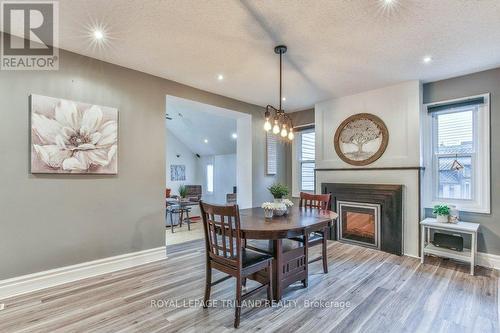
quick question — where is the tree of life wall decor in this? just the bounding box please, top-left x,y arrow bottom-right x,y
333,113 -> 389,166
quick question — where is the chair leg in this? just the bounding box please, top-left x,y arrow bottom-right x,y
322,228 -> 328,274
203,262 -> 212,308
170,212 -> 174,233
267,261 -> 273,302
234,276 -> 242,328
302,232 -> 309,288
186,210 -> 191,231
179,210 -> 184,228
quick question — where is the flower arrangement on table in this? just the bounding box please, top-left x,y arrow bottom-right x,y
262,197 -> 294,218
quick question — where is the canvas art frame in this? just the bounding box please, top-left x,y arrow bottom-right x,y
170,164 -> 186,181
334,113 -> 389,166
30,94 -> 119,174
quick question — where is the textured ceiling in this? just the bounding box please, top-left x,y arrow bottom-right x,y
166,96 -> 237,156
55,0 -> 500,110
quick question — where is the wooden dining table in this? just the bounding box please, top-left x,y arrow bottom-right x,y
239,206 -> 338,300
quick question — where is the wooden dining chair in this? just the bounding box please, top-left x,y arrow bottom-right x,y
199,201 -> 273,328
295,192 -> 332,273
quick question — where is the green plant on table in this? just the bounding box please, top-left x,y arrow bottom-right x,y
178,185 -> 187,198
267,183 -> 289,199
433,204 -> 450,216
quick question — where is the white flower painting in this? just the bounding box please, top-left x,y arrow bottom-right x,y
30,95 -> 118,174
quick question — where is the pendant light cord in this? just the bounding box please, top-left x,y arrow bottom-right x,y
279,50 -> 282,111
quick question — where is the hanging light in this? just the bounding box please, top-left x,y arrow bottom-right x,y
264,45 -> 294,141
263,118 -> 272,131
272,119 -> 280,134
281,125 -> 288,137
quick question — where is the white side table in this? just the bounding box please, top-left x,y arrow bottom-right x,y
420,218 -> 480,275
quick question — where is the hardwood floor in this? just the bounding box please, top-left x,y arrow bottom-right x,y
0,240 -> 498,332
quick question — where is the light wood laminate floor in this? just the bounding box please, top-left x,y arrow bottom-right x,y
0,240 -> 498,333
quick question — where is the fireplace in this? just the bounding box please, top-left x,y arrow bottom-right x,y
337,201 -> 380,249
322,183 -> 403,255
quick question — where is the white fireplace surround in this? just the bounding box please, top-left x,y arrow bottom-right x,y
315,81 -> 423,257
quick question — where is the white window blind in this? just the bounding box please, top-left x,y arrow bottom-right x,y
266,132 -> 277,175
299,130 -> 315,191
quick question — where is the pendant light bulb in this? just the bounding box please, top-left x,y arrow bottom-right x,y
288,129 -> 294,140
281,126 -> 288,137
272,120 -> 280,134
264,119 -> 272,131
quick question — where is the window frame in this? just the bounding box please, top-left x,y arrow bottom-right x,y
423,93 -> 490,214
206,164 -> 214,193
298,128 -> 315,193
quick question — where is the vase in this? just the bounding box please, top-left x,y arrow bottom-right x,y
264,208 -> 274,219
436,214 -> 449,223
274,198 -> 283,204
449,205 -> 459,223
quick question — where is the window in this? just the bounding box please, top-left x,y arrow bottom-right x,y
424,94 -> 490,213
299,130 -> 315,192
206,164 -> 214,193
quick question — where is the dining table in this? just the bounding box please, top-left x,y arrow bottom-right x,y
239,206 -> 338,300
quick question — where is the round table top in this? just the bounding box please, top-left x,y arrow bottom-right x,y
239,206 -> 338,239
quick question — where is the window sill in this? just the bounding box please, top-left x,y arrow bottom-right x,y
425,202 -> 490,215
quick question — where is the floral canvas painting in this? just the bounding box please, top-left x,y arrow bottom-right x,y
30,94 -> 118,174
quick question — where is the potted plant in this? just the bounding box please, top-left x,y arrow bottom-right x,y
267,183 -> 289,203
433,204 -> 450,223
178,185 -> 188,200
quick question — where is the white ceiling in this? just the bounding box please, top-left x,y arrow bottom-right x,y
166,96 -> 237,156
53,1 -> 500,110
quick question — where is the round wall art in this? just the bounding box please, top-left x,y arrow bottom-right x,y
334,113 -> 389,166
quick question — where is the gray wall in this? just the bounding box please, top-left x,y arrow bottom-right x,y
0,48 -> 286,280
423,67 -> 500,255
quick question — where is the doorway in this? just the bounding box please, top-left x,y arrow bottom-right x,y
165,96 -> 252,247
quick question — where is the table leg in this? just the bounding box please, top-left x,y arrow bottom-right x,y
471,232 -> 476,276
421,225 -> 425,264
272,239 -> 283,301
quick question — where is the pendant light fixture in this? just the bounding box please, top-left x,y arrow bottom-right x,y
263,45 -> 294,141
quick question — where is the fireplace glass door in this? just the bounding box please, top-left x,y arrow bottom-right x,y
337,201 -> 380,249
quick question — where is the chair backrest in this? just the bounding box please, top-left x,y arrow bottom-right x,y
299,192 -> 331,210
226,193 -> 237,204
185,185 -> 202,201
199,201 -> 242,268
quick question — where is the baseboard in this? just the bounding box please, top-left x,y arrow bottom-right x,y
477,252 -> 500,270
0,246 -> 166,300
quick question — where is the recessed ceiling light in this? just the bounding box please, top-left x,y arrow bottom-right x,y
204,139 -> 208,143
93,30 -> 104,40
232,133 -> 238,139
217,74 -> 224,81
379,0 -> 399,11
282,97 -> 286,101
423,56 -> 433,64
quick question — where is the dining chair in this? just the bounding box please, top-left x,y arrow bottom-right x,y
166,202 -> 191,233
294,192 -> 332,273
199,201 -> 273,328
